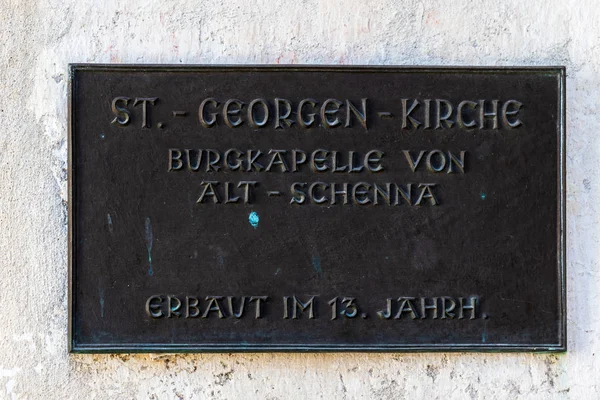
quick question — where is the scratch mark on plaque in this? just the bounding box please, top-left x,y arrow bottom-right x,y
274,268 -> 281,276
145,217 -> 153,276
312,255 -> 322,277
500,297 -> 531,305
107,214 -> 113,234
248,211 -> 259,228
482,327 -> 487,343
99,288 -> 105,318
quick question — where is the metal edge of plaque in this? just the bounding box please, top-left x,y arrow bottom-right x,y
67,64 -> 567,353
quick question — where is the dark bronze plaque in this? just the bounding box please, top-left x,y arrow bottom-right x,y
69,65 -> 566,352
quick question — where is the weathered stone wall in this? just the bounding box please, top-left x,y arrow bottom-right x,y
0,0 -> 596,398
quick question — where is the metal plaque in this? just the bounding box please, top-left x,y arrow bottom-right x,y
69,65 -> 566,352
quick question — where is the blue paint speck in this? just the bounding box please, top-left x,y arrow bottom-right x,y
312,255 -> 322,276
99,288 -> 105,318
145,217 -> 153,276
480,192 -> 487,200
249,211 -> 259,228
100,133 -> 105,139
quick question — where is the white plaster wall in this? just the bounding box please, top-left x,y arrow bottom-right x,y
0,0 -> 596,398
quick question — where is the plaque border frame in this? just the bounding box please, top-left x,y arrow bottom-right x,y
68,64 -> 566,353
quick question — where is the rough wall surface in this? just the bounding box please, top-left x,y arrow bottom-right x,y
0,0 -> 595,398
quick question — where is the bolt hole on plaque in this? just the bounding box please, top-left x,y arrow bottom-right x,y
68,65 -> 566,353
